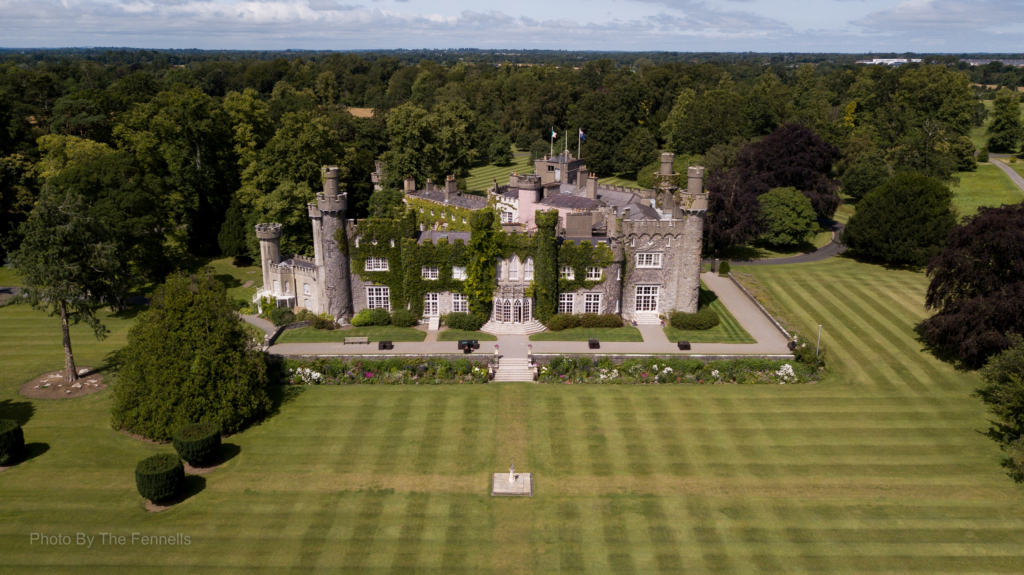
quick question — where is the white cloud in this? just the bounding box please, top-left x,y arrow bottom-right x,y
854,0 -> 1024,30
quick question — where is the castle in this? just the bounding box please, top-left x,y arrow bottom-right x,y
254,152 -> 707,333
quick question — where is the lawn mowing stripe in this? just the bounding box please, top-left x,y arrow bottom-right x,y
639,393 -> 693,477
557,499 -> 585,573
773,275 -> 908,394
683,496 -> 741,574
739,501 -> 793,574
638,497 -> 686,574
339,492 -> 387,570
292,491 -> 342,573
454,392 -> 483,474
607,389 -> 654,477
797,277 -> 936,395
372,393 -> 415,475
412,391 -> 450,474
333,394 -> 381,474
600,497 -> 638,573
543,392 -> 574,475
842,281 -> 963,394
440,499 -> 470,573
578,390 -> 616,477
388,492 -> 431,574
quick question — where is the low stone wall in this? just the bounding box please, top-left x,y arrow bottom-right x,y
266,320 -> 313,346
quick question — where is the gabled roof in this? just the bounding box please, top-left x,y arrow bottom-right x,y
539,194 -> 603,210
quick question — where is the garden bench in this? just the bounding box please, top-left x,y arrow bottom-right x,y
344,336 -> 370,345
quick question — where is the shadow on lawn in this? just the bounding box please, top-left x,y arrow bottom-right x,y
220,443 -> 241,464
260,384 -> 305,424
0,399 -> 35,426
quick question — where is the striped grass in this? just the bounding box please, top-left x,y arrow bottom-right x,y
4,256 -> 1024,573
276,325 -> 427,343
663,286 -> 755,344
464,154 -> 533,193
952,164 -> 1024,216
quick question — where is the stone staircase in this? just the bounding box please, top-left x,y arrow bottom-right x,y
427,316 -> 440,331
633,313 -> 663,326
493,358 -> 536,382
480,319 -> 547,336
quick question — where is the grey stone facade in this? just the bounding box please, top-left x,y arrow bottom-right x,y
257,154 -> 707,325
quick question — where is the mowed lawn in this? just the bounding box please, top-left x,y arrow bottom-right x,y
463,153 -> 533,193
4,257 -> 1024,572
952,164 -> 1024,216
276,325 -> 427,343
663,285 -> 755,344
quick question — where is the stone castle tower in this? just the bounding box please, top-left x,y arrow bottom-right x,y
309,166 -> 353,322
255,223 -> 282,290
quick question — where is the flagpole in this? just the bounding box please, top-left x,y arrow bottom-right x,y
550,127 -> 553,157
578,129 -> 581,158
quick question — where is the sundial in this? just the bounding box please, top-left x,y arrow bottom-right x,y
491,457 -> 532,496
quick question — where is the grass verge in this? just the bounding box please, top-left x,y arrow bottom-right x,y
663,285 -> 757,344
437,329 -> 497,342
952,164 -> 1024,216
276,325 -> 427,343
529,327 -> 643,342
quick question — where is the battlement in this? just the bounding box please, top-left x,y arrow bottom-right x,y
255,223 -> 283,239
317,193 -> 346,213
620,218 -> 688,237
308,203 -> 321,218
679,192 -> 709,214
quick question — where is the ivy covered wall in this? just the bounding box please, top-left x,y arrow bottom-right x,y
406,196 -> 476,232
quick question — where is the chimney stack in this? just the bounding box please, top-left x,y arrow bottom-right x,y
586,172 -> 598,199
660,152 -> 674,176
322,165 -> 340,197
404,177 -> 416,193
425,178 -> 434,192
687,166 -> 705,195
445,175 -> 456,203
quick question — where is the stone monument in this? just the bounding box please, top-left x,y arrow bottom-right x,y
491,457 -> 533,496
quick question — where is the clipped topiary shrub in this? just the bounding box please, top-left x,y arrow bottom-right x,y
172,422 -> 222,467
351,308 -> 391,327
670,308 -> 721,330
718,261 -> 731,276
445,312 -> 484,331
545,313 -> 580,331
135,454 -> 184,502
977,147 -> 989,163
0,419 -> 25,466
577,313 -> 624,329
390,308 -> 419,328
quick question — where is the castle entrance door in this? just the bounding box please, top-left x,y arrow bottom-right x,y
635,285 -> 659,313
424,293 -> 439,316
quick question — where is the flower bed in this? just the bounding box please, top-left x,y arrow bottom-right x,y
278,357 -> 490,385
538,356 -> 817,385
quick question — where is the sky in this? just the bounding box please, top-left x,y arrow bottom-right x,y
0,0 -> 1021,53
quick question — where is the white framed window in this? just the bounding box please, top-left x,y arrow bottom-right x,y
420,223 -> 425,231
631,237 -> 635,247
284,281 -> 290,293
452,293 -> 469,313
667,237 -> 671,247
303,283 -> 310,295
558,293 -> 574,315
462,217 -> 467,224
419,207 -> 424,213
355,237 -> 360,247
560,266 -> 575,280
424,293 -> 439,316
430,209 -> 435,216
273,280 -> 280,293
390,239 -> 395,247
617,268 -> 621,281
452,266 -> 467,280
422,266 -> 439,280
584,293 -> 601,314
304,299 -> 312,310
501,211 -> 513,224
495,258 -> 503,280
524,258 -> 534,281
441,212 -> 447,219
365,257 -> 389,271
366,286 -> 391,310
635,285 -> 659,312
509,257 -> 519,280
586,266 -> 601,280
636,253 -> 662,268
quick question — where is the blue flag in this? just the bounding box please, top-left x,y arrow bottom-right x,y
579,128 -> 586,141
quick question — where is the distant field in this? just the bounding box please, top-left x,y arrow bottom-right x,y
346,107 -> 374,118
952,164 -> 1024,216
719,226 -> 833,262
464,153 -> 533,192
971,100 -> 1024,149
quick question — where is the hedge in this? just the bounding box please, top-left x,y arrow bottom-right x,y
135,454 -> 184,502
172,422 -> 222,467
390,308 -> 420,328
0,419 -> 24,466
351,308 -> 391,327
718,261 -> 731,276
268,307 -> 295,326
669,308 -> 721,330
545,313 -> 623,331
445,312 -> 484,331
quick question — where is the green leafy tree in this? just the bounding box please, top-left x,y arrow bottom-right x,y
975,335 -> 1024,483
11,189 -> 119,382
0,153 -> 37,259
110,269 -> 271,441
367,187 -> 405,219
840,152 -> 892,200
616,127 -> 658,175
246,181 -> 317,258
842,172 -> 956,267
488,134 -> 514,166
379,101 -> 477,188
987,88 -> 1023,153
34,135 -> 114,180
758,187 -> 819,247
666,89 -> 746,155
529,140 -> 549,161
217,198 -> 248,258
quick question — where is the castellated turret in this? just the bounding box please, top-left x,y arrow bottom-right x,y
315,165 -> 353,322
255,223 -> 282,290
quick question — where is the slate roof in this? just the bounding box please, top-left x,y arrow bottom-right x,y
407,189 -> 489,210
539,194 -> 603,210
416,230 -> 471,245
279,258 -> 317,270
501,188 -> 520,199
